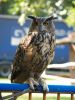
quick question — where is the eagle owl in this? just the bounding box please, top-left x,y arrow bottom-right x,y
11,15 -> 56,91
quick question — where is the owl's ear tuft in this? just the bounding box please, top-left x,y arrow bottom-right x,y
46,16 -> 57,21
28,16 -> 36,20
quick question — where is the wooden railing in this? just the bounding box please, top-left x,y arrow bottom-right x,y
0,83 -> 75,100
28,92 -> 74,100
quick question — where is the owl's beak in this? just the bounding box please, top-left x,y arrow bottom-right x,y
41,25 -> 46,31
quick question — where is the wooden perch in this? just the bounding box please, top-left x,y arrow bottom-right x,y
47,62 -> 75,69
56,37 -> 75,45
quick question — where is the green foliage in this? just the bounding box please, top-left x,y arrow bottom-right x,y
65,8 -> 75,26
0,0 -> 75,26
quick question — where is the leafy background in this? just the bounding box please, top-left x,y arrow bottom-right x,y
0,0 -> 75,26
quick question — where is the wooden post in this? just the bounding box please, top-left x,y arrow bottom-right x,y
71,94 -> 74,100
0,92 -> 3,100
43,92 -> 46,100
57,93 -> 60,100
29,92 -> 32,100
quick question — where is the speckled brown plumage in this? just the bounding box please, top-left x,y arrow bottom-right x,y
11,16 -> 56,90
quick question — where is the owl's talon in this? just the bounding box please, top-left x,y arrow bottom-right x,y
38,78 -> 49,92
30,83 -> 35,90
43,84 -> 49,92
28,78 -> 39,91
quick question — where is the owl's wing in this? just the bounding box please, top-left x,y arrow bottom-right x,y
11,35 -> 33,82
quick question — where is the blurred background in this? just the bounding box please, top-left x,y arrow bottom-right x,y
0,0 -> 75,77
0,0 -> 75,99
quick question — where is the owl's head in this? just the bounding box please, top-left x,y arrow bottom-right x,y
28,15 -> 57,34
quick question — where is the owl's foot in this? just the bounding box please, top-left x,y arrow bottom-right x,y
28,78 -> 39,91
38,78 -> 49,92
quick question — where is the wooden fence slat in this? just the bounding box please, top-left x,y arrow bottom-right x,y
29,92 -> 32,100
57,93 -> 60,100
43,93 -> 46,100
71,94 -> 74,100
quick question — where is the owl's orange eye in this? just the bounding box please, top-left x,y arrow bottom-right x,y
43,21 -> 48,26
